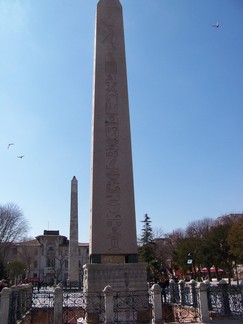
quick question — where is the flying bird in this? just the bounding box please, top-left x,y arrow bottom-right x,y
17,155 -> 24,159
212,22 -> 219,28
7,143 -> 14,149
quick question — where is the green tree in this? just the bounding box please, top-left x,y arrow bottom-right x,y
172,236 -> 202,280
140,214 -> 153,245
138,214 -> 154,263
165,229 -> 185,277
203,223 -> 233,282
138,214 -> 157,281
227,218 -> 243,262
185,218 -> 215,280
7,260 -> 25,283
0,257 -> 6,279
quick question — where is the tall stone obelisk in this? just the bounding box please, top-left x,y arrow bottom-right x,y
83,0 -> 147,298
68,176 -> 79,286
90,0 -> 137,263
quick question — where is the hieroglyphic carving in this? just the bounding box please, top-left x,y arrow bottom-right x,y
103,21 -> 122,251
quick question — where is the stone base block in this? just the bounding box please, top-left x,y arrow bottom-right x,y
83,263 -> 149,323
83,262 -> 148,293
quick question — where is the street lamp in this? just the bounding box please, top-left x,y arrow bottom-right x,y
187,253 -> 193,280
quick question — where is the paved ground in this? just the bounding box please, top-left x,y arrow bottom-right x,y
202,321 -> 243,324
167,321 -> 243,324
167,320 -> 243,324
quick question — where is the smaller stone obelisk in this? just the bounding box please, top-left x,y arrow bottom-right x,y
68,176 -> 79,286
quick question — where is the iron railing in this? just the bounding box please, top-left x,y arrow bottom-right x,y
209,284 -> 243,319
113,291 -> 152,323
161,282 -> 200,323
4,281 -> 243,323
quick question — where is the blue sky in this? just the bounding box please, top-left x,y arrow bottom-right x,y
1,0 -> 243,243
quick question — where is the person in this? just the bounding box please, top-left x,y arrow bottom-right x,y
159,279 -> 169,303
0,279 -> 8,292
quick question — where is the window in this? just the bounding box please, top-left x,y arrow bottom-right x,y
46,258 -> 55,268
13,248 -> 17,255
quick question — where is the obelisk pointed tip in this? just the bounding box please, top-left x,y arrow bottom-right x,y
72,176 -> 77,182
98,0 -> 121,8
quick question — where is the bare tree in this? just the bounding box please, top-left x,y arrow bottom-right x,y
0,203 -> 29,261
18,237 -> 36,279
164,229 -> 185,277
165,229 -> 185,250
186,218 -> 214,238
215,213 -> 243,226
55,252 -> 67,283
153,227 -> 164,239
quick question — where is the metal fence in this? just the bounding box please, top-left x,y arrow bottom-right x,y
63,291 -> 86,323
1,279 -> 243,323
7,285 -> 33,324
31,289 -> 104,324
209,283 -> 243,319
161,281 -> 201,323
113,291 -> 152,323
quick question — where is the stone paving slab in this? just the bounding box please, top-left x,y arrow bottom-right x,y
191,321 -> 243,324
167,321 -> 243,324
203,321 -> 243,324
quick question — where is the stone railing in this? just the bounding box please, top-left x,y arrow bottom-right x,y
0,284 -> 32,323
1,280 -> 243,323
161,279 -> 243,323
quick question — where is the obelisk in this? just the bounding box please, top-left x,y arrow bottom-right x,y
90,0 -> 138,264
83,0 -> 147,299
68,176 -> 79,286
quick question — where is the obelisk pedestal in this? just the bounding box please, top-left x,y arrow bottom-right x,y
84,1 -> 148,320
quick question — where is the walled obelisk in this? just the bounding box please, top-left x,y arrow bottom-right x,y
83,0 -> 147,298
68,176 -> 79,286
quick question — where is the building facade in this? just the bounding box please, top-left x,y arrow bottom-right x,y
7,230 -> 89,285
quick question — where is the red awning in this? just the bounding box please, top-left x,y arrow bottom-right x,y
30,278 -> 40,282
210,267 -> 223,273
200,267 -> 224,273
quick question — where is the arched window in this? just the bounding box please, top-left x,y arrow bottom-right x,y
46,246 -> 55,268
